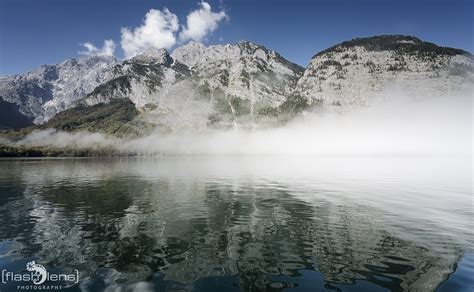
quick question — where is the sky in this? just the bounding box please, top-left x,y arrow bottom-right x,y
0,0 -> 472,75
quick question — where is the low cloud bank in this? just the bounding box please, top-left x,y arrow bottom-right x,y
16,129 -> 119,149
10,92 -> 473,156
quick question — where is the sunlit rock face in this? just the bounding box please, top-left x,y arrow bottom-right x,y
0,41 -> 305,131
171,41 -> 305,128
296,35 -> 474,111
80,48 -> 192,108
0,56 -> 117,124
1,35 -> 473,131
82,41 -> 306,131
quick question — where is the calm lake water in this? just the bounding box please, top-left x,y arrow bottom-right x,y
0,157 -> 472,291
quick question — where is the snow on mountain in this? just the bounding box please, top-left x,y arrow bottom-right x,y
296,35 -> 473,110
0,55 -> 117,124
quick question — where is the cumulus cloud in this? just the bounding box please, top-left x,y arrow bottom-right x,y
179,2 -> 227,42
79,39 -> 116,57
120,8 -> 179,59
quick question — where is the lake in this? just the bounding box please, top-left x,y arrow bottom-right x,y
0,157 -> 472,291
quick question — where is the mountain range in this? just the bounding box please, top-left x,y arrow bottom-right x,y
0,35 -> 472,135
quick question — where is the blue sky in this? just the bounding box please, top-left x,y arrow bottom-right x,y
0,0 -> 472,75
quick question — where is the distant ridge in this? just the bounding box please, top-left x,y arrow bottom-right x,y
313,35 -> 470,58
0,35 -> 472,133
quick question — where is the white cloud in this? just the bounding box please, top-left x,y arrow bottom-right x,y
79,39 -> 116,57
179,2 -> 227,42
120,8 -> 179,59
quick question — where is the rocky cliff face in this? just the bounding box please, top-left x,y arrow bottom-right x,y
0,35 -> 472,131
80,41 -> 305,130
296,35 -> 473,110
80,48 -> 191,107
0,56 -> 117,125
172,41 -> 304,111
171,41 -> 305,128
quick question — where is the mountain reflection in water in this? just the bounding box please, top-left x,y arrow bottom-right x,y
0,157 -> 472,291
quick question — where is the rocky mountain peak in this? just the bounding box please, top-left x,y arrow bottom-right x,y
171,42 -> 207,68
0,55 -> 117,124
313,35 -> 470,59
128,48 -> 173,66
237,40 -> 264,51
172,40 -> 303,73
297,35 -> 473,111
1,35 -> 472,131
59,55 -> 117,69
59,58 -> 79,68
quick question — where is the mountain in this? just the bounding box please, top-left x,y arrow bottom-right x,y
171,41 -> 305,128
79,48 -> 191,108
0,55 -> 117,125
79,41 -> 305,131
0,35 -> 472,134
296,35 -> 473,110
0,99 -> 33,129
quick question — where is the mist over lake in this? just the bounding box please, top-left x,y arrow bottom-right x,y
0,90 -> 472,292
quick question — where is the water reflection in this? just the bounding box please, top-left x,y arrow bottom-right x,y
0,157 -> 472,291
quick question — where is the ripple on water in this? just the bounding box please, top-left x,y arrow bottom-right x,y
0,157 -> 471,291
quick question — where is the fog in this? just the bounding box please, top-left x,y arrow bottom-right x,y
11,92 -> 473,156
17,128 -> 119,149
